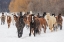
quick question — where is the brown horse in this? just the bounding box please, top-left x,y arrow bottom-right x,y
7,16 -> 11,28
55,14 -> 63,30
35,16 -> 47,33
23,14 -> 31,28
23,14 -> 47,34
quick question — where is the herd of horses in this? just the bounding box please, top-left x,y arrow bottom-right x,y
0,12 -> 63,38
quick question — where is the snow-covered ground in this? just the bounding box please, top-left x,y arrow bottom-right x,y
0,13 -> 64,42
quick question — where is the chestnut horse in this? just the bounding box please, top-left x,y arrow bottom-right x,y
55,14 -> 63,30
7,16 -> 11,28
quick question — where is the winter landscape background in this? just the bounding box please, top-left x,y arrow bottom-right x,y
0,0 -> 64,42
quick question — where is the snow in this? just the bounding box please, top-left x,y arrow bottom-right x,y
0,13 -> 64,42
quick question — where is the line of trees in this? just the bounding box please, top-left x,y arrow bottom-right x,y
9,0 -> 64,15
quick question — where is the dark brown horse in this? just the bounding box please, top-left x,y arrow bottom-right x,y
7,16 -> 11,28
23,14 -> 47,34
28,14 -> 40,36
55,14 -> 63,30
15,12 -> 25,38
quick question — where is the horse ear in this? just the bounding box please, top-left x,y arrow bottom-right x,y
20,12 -> 22,16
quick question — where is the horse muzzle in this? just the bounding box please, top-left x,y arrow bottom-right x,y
26,24 -> 30,28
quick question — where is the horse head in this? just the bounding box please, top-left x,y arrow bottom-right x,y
13,15 -> 19,22
31,14 -> 35,23
23,14 -> 31,28
46,13 -> 50,20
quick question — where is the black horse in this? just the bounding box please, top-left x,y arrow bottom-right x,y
15,12 -> 25,38
29,14 -> 40,36
29,14 -> 36,36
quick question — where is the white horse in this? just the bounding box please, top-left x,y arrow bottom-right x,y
45,13 -> 57,32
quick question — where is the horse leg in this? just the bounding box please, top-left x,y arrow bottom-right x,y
44,25 -> 46,33
50,27 -> 53,32
18,28 -> 23,38
52,28 -> 53,32
20,28 -> 23,37
39,24 -> 42,30
53,24 -> 55,31
8,24 -> 9,28
18,29 -> 21,38
1,22 -> 2,25
55,23 -> 58,31
1,20 -> 2,25
38,25 -> 42,34
8,23 -> 10,28
49,25 -> 53,32
3,21 -> 4,25
34,28 -> 36,36
43,23 -> 46,33
60,26 -> 62,30
18,29 -> 20,38
60,24 -> 62,30
21,26 -> 24,34
29,27 -> 31,36
4,21 -> 5,24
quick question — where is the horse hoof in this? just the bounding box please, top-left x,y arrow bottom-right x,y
44,32 -> 46,33
34,35 -> 35,37
18,34 -> 22,38
60,28 -> 62,30
8,27 -> 9,28
29,33 -> 31,36
18,36 -> 21,38
51,30 -> 53,32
